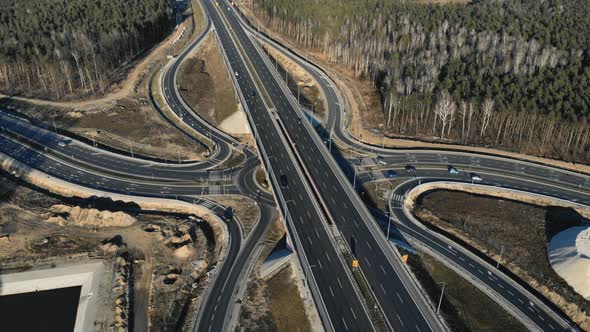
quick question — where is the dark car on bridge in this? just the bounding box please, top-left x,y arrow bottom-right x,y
405,165 -> 416,172
279,174 -> 288,188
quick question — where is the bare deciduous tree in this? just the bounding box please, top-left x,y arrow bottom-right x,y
434,91 -> 456,139
480,98 -> 494,137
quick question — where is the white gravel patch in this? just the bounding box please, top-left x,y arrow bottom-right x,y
548,225 -> 590,299
218,105 -> 250,135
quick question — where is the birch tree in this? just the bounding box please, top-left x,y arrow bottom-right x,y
480,98 -> 494,137
434,91 -> 456,139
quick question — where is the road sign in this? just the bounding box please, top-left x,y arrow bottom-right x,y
352,259 -> 359,269
401,254 -> 408,263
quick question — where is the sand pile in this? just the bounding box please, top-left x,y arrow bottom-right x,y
45,205 -> 136,227
548,225 -> 590,299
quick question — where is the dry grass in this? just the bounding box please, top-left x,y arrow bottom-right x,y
255,166 -> 270,191
178,34 -> 238,126
406,250 -> 527,331
265,266 -> 312,332
207,195 -> 259,236
414,0 -> 470,4
1,91 -> 207,161
360,179 -> 407,210
413,189 -> 590,329
236,218 -> 313,332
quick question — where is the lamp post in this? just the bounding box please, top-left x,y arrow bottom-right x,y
52,116 -> 57,133
437,282 -> 446,315
496,245 -> 504,269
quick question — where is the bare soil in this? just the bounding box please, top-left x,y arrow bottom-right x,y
0,173 -> 216,331
3,97 -> 206,161
236,218 -> 313,332
208,195 -> 259,236
404,249 -> 526,331
413,189 -> 590,330
178,34 -> 239,126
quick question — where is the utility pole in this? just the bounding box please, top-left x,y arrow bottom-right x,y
297,85 -> 300,104
129,143 -> 134,158
496,245 -> 504,269
52,116 -> 57,133
437,282 -> 446,314
352,168 -> 357,189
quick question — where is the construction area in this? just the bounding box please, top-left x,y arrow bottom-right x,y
0,172 -> 218,331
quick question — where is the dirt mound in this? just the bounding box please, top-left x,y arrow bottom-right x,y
173,245 -> 194,259
45,205 -> 136,227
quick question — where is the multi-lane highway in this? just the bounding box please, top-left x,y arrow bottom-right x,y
0,0 -> 587,330
227,4 -> 588,330
196,1 -> 377,330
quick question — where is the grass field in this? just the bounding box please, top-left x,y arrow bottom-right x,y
177,35 -> 238,126
413,189 -> 590,328
404,249 -> 527,331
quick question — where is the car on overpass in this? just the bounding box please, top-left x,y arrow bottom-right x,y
405,165 -> 416,172
279,174 -> 288,188
470,173 -> 483,182
448,166 -> 459,175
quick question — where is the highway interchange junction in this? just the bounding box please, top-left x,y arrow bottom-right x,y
0,0 -> 587,331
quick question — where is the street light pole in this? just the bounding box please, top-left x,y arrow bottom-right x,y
496,245 -> 504,269
437,282 -> 446,314
52,116 -> 57,133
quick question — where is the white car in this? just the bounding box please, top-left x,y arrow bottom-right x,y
235,71 -> 239,76
58,141 -> 67,147
470,173 -> 482,181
